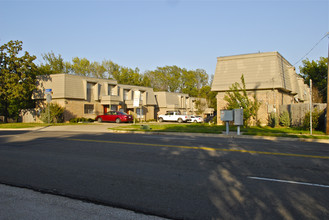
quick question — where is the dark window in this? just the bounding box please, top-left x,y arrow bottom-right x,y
84,104 -> 94,114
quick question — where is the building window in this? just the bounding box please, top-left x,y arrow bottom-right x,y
140,92 -> 144,101
123,89 -> 129,100
84,104 -> 94,114
87,83 -> 93,102
108,84 -> 116,96
136,108 -> 143,118
110,105 -> 117,111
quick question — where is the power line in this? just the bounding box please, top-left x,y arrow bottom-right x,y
293,32 -> 329,66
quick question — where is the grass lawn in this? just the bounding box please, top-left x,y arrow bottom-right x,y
111,123 -> 226,133
0,122 -> 96,129
110,123 -> 329,139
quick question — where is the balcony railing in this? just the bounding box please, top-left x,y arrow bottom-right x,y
100,95 -> 121,105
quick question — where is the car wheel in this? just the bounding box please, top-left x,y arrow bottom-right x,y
115,118 -> 121,123
158,118 -> 163,122
178,118 -> 183,123
194,120 -> 197,123
97,117 -> 102,123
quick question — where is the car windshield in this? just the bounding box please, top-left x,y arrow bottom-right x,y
118,112 -> 128,115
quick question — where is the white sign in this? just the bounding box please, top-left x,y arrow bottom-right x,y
133,90 -> 140,107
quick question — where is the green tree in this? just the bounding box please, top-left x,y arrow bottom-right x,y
145,66 -> 181,92
299,57 -> 328,102
0,40 -> 38,122
67,57 -> 92,76
39,52 -> 68,74
199,85 -> 217,110
101,59 -> 147,86
223,74 -> 260,126
40,102 -> 64,123
145,65 -> 210,97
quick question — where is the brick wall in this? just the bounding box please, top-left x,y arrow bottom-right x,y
216,89 -> 295,126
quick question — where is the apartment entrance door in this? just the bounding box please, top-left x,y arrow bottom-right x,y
103,105 -> 109,114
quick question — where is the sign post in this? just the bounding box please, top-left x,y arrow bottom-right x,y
45,89 -> 52,124
133,90 -> 140,124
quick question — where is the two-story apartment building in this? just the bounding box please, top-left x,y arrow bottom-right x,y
32,74 -> 157,121
154,91 -> 214,117
211,51 -> 310,125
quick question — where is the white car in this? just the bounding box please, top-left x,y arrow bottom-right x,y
189,115 -> 203,123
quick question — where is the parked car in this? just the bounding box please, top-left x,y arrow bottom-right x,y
158,111 -> 190,123
189,115 -> 203,123
96,111 -> 133,123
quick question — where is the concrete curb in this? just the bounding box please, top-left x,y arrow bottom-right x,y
1,126 -> 329,144
108,130 -> 329,144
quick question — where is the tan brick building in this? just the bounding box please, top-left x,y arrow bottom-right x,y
29,74 -> 213,122
154,91 -> 214,118
33,74 -> 157,121
211,52 -> 310,125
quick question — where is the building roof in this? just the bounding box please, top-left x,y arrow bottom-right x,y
211,52 -> 308,98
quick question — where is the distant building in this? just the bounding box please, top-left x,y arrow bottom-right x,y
154,91 -> 214,117
211,52 -> 310,125
23,73 -> 213,122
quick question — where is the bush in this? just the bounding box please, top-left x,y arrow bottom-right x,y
268,112 -> 278,128
40,103 -> 64,123
303,109 -> 322,130
279,111 -> 290,127
70,117 -> 94,123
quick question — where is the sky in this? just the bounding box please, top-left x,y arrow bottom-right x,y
1,0 -> 328,77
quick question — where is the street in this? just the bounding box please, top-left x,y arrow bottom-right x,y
0,128 -> 328,219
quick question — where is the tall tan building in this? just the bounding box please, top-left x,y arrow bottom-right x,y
211,52 -> 310,125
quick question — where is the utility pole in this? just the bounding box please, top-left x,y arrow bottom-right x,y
327,33 -> 329,134
310,79 -> 312,135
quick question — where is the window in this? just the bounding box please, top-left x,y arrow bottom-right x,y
108,85 -> 116,96
136,108 -> 143,118
84,104 -> 94,114
87,83 -> 93,102
136,108 -> 143,115
123,89 -> 129,100
140,92 -> 144,101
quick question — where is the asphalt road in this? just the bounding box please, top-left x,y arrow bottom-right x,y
0,129 -> 328,219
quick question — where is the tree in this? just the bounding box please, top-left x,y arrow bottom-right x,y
0,40 -> 38,122
299,57 -> 328,102
39,52 -> 68,74
145,65 -> 210,97
199,85 -> 217,110
223,74 -> 260,126
40,102 -> 64,123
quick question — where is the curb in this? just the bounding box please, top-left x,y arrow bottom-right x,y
108,130 -> 329,144
1,126 -> 329,144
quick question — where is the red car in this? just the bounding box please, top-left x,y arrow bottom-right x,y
96,111 -> 133,123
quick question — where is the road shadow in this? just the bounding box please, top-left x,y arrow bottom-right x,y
0,131 -> 328,219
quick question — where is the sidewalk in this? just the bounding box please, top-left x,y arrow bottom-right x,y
0,184 -> 167,220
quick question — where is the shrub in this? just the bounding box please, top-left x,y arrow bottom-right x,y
268,112 -> 278,128
303,109 -> 322,130
70,117 -> 94,123
40,103 -> 64,123
279,111 -> 290,127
